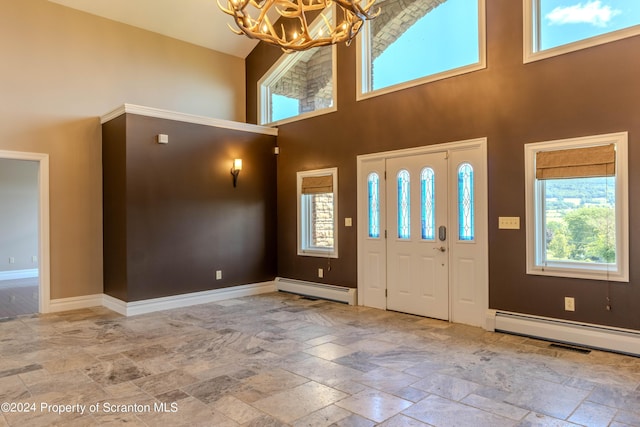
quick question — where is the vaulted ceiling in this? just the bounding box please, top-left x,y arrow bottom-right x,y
48,0 -> 259,58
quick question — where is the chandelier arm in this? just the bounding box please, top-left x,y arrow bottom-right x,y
218,0 -> 378,52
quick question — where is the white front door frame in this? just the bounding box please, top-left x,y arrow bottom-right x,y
0,150 -> 51,313
356,137 -> 488,327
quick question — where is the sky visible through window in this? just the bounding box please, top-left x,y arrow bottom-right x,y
539,0 -> 640,50
272,94 -> 299,122
372,0 -> 479,91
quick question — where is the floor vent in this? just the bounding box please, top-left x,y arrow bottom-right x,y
549,343 -> 591,354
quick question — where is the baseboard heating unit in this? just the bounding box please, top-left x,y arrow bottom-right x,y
275,277 -> 356,305
492,311 -> 640,357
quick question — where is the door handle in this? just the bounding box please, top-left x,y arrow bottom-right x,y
433,246 -> 446,252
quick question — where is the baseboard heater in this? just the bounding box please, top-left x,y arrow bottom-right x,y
275,277 -> 356,305
493,311 -> 640,357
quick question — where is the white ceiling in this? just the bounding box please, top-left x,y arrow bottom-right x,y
48,0 -> 259,58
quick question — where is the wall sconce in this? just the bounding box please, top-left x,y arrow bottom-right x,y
231,158 -> 242,187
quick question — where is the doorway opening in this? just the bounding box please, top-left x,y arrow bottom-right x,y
0,150 -> 50,317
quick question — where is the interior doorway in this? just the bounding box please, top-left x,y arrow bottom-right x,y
0,150 -> 50,316
357,138 -> 488,327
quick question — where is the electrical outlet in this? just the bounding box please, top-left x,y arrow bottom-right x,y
216,270 -> 222,280
9,257 -> 15,264
32,256 -> 38,263
498,217 -> 520,229
318,268 -> 323,278
565,297 -> 575,312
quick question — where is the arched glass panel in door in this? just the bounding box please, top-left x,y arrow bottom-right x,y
458,163 -> 475,241
367,173 -> 380,238
397,169 -> 410,239
421,168 -> 435,240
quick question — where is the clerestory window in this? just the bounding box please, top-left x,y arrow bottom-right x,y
358,0 -> 486,100
524,0 -> 640,62
257,10 -> 337,125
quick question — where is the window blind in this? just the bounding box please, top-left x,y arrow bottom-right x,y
301,175 -> 333,194
536,144 -> 615,180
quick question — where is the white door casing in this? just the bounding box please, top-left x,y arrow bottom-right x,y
357,138 -> 488,328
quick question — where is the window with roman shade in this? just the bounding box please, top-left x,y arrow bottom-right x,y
297,168 -> 338,258
525,133 -> 628,282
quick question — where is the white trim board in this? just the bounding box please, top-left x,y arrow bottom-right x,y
101,104 -> 278,136
275,277 -> 356,305
103,281 -> 277,316
0,269 -> 38,281
49,294 -> 104,313
490,310 -> 640,357
47,282 -> 277,316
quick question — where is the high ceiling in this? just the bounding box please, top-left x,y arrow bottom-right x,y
48,0 -> 259,58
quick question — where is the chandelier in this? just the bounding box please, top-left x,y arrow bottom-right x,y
218,0 -> 380,52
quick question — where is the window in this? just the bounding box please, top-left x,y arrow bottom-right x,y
397,169 -> 410,239
297,168 -> 338,257
421,168 -> 435,240
458,163 -> 475,241
525,132 -> 628,282
258,11 -> 337,125
524,0 -> 640,62
358,0 -> 486,99
368,173 -> 380,238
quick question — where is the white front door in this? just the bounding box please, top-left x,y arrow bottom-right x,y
386,152 -> 449,319
357,139 -> 488,328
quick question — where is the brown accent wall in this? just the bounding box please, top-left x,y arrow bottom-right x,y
0,0 -> 245,300
246,0 -> 640,330
103,114 -> 277,302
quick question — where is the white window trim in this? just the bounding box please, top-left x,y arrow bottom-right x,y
524,132 -> 629,282
257,10 -> 338,126
356,0 -> 486,101
523,0 -> 640,63
297,167 -> 339,258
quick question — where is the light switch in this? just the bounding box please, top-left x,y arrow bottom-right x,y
498,217 -> 520,229
345,218 -> 352,227
157,134 -> 169,144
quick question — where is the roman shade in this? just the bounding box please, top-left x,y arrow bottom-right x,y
301,175 -> 333,194
536,144 -> 615,180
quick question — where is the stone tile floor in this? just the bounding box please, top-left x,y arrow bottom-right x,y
0,292 -> 639,426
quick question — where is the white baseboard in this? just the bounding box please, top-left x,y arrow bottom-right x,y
275,277 -> 357,305
0,269 -> 38,281
103,281 -> 277,316
491,310 -> 640,356
49,294 -> 104,313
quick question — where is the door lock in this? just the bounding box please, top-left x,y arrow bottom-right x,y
438,226 -> 447,241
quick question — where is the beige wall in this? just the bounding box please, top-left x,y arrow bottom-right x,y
0,0 -> 246,299
0,159 -> 39,273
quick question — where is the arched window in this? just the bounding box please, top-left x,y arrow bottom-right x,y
367,173 -> 380,238
397,170 -> 410,239
458,163 -> 475,241
420,168 -> 435,240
